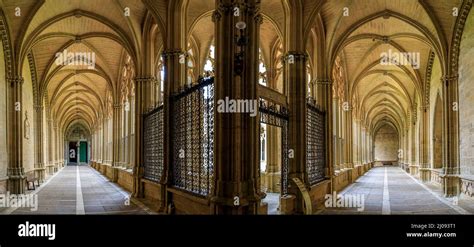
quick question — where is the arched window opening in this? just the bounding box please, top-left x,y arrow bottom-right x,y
259,49 -> 267,86
203,45 -> 215,78
156,56 -> 165,106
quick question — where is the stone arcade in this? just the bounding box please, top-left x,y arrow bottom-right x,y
0,0 -> 473,215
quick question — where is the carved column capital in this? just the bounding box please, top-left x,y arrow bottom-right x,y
161,50 -> 185,59
34,104 -> 44,111
441,75 -> 458,85
7,76 -> 24,86
134,76 -> 156,84
315,78 -> 332,85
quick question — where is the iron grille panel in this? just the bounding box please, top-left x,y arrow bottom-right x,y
171,78 -> 214,196
306,98 -> 326,185
143,105 -> 164,182
259,98 -> 289,195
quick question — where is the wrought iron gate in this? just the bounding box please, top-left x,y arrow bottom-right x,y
259,98 -> 290,195
306,98 -> 326,185
143,105 -> 164,183
170,78 -> 215,196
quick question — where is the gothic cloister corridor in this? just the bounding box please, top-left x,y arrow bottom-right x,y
319,166 -> 474,215
0,0 -> 474,219
1,164 -> 151,215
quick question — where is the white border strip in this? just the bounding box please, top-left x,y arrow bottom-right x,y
76,166 -> 85,215
382,168 -> 391,215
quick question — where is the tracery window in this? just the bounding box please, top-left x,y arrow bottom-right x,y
156,57 -> 165,106
203,45 -> 215,78
187,43 -> 196,85
307,62 -> 313,98
258,49 -> 267,86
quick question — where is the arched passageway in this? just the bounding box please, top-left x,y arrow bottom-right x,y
0,0 -> 473,215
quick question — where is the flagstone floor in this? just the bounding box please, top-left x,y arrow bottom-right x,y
0,165 -> 151,215
318,166 -> 474,215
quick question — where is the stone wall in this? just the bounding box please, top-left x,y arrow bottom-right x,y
459,9 -> 474,176
428,57 -> 443,169
22,61 -> 35,175
374,124 -> 399,162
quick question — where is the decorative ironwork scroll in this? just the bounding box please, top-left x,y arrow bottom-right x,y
171,78 -> 215,196
259,98 -> 289,194
306,98 -> 326,185
143,105 -> 164,182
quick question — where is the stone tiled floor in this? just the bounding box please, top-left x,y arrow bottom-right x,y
1,165 -> 149,215
319,166 -> 472,215
263,192 -> 280,215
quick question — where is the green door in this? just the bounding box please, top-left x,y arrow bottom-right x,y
80,142 -> 87,163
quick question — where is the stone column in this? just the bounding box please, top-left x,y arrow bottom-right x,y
353,118 -> 360,165
264,126 -> 281,193
98,117 -> 103,163
408,105 -> 418,175
34,104 -> 45,183
46,114 -> 53,170
441,75 -> 460,197
333,98 -> 339,171
367,130 -> 370,164
111,103 -> 122,181
160,17 -> 187,209
127,106 -> 132,169
103,118 -> 108,163
61,132 -> 65,167
53,122 -> 58,171
362,124 -> 366,164
345,107 -> 353,168
7,76 -> 26,194
345,107 -> 354,181
132,77 -> 156,197
419,105 -> 431,181
211,0 -> 262,214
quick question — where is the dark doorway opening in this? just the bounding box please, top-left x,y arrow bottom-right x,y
80,141 -> 87,163
69,142 -> 77,163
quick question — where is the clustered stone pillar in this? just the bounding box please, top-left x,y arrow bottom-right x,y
111,103 -> 122,181
441,75 -> 460,197
53,122 -> 58,171
419,104 -> 430,181
161,48 -> 186,212
284,52 -> 309,214
316,78 -> 334,194
132,77 -> 156,197
46,111 -> 53,171
345,106 -> 353,169
7,76 -> 25,194
34,104 -> 45,183
333,97 -> 339,170
212,0 -> 261,214
345,106 -> 354,182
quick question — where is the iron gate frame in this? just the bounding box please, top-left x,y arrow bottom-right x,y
306,97 -> 326,185
142,104 -> 165,183
169,77 -> 215,197
258,98 -> 290,195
